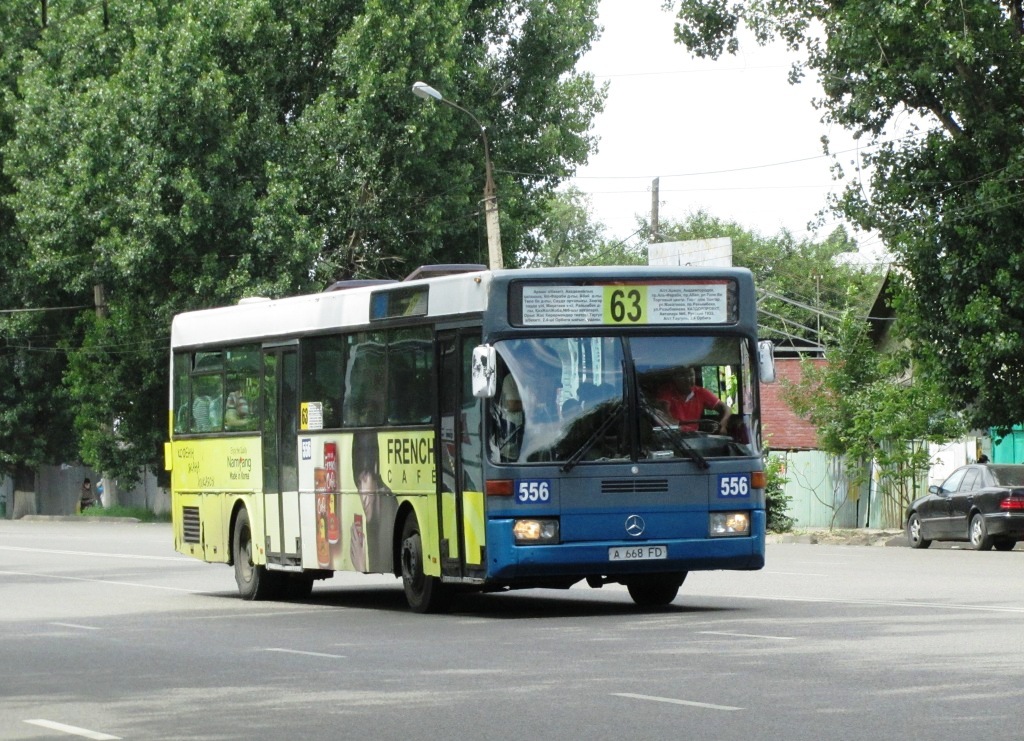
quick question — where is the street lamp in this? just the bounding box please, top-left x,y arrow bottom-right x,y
412,81 -> 503,270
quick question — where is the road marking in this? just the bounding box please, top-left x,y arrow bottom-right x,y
698,630 -> 795,640
0,570 -> 199,593
24,719 -> 120,739
0,545 -> 190,562
723,594 -> 1024,614
613,693 -> 742,711
49,622 -> 101,631
263,648 -> 345,659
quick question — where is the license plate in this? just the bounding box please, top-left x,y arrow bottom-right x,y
608,545 -> 667,561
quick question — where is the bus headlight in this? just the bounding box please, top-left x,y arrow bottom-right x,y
513,519 -> 560,544
709,512 -> 750,537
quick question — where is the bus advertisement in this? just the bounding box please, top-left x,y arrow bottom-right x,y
167,265 -> 775,612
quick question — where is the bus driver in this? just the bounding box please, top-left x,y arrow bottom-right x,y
656,366 -> 731,433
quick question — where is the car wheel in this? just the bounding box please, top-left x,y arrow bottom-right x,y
993,538 -> 1017,552
969,513 -> 993,551
906,513 -> 931,549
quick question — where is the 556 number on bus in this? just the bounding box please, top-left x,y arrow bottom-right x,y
516,479 -> 551,503
717,473 -> 751,498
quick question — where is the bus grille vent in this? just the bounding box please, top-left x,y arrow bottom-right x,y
182,506 -> 201,544
601,479 -> 669,494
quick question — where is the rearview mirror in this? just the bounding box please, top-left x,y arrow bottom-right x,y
472,345 -> 497,399
758,340 -> 776,384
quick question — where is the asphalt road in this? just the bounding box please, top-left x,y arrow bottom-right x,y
1,519 -> 1022,740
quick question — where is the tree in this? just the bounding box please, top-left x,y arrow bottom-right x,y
0,0 -> 606,482
519,186 -> 646,267
782,311 -> 964,527
0,2 -> 77,486
666,0 -> 1024,430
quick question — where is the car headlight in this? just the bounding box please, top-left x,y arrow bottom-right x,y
710,512 -> 750,537
513,518 -> 560,544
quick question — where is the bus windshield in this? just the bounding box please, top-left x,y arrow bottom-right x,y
489,335 -> 759,465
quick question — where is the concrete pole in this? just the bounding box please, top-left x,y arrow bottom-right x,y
651,177 -> 660,243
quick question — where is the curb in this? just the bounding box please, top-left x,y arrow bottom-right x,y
768,530 -> 907,547
17,515 -> 144,523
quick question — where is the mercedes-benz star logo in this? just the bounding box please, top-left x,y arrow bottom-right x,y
624,514 -> 645,537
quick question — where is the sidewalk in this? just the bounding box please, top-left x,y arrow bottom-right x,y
767,528 -> 908,547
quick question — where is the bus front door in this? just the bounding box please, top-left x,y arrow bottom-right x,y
261,345 -> 301,568
437,330 -> 485,581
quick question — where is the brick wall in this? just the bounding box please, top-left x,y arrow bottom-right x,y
760,358 -> 823,451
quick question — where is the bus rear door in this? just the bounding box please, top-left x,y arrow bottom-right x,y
261,344 -> 301,568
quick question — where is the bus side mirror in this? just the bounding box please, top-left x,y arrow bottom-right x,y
472,345 -> 497,398
758,341 -> 776,384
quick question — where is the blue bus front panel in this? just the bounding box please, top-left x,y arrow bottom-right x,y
483,467 -> 765,584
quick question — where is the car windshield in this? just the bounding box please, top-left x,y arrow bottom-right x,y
488,335 -> 761,465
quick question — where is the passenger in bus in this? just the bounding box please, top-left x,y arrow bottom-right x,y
224,391 -> 253,430
656,366 -> 731,433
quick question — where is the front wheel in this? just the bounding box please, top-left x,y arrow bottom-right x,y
400,514 -> 449,613
626,573 -> 687,607
969,513 -> 993,551
906,513 -> 931,549
993,538 -> 1017,552
233,508 -> 282,600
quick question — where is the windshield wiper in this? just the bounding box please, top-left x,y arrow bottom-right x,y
561,401 -> 624,473
639,397 -> 709,470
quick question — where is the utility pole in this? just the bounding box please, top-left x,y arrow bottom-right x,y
94,283 -> 117,508
650,177 -> 660,243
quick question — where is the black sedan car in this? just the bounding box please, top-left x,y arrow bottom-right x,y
906,464 -> 1024,550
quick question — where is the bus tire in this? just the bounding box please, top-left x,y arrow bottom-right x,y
400,514 -> 449,613
233,507 -> 281,600
626,573 -> 686,607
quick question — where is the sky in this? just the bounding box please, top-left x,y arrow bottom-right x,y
571,2 -> 883,261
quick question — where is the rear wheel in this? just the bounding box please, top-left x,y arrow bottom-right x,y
400,514 -> 449,613
993,538 -> 1017,552
233,508 -> 282,600
969,513 -> 993,551
626,573 -> 686,607
906,513 -> 931,549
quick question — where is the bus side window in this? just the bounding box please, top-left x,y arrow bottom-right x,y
387,332 -> 432,425
301,336 -> 345,429
344,334 -> 386,427
172,353 -> 191,434
222,345 -> 260,432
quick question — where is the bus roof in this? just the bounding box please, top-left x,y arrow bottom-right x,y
170,265 -> 756,349
171,268 -> 493,349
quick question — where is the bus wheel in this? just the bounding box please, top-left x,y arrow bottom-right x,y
233,508 -> 281,600
400,514 -> 449,613
626,573 -> 686,608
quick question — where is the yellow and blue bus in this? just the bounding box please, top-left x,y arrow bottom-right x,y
167,265 -> 776,612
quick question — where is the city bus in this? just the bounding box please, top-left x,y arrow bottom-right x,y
167,264 -> 776,612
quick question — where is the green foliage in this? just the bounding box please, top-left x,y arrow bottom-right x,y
80,504 -> 171,523
667,0 -> 1024,430
0,0 -> 605,479
764,453 -> 795,533
520,187 -> 646,267
781,311 -> 964,515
